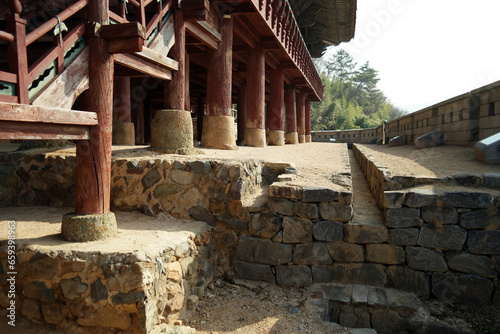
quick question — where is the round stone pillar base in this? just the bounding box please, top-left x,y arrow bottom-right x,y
268,130 -> 285,146
62,212 -> 117,242
305,135 -> 312,143
112,121 -> 135,145
151,109 -> 194,154
298,134 -> 306,143
285,132 -> 299,144
244,128 -> 266,147
201,115 -> 238,150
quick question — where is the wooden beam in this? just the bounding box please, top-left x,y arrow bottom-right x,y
114,53 -> 172,80
185,21 -> 218,50
0,121 -> 91,140
135,47 -> 179,71
101,21 -> 146,39
0,102 -> 98,125
108,37 -> 144,53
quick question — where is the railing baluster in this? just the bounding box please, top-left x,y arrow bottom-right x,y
7,0 -> 28,103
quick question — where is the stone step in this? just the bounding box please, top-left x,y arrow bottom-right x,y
242,185 -> 269,213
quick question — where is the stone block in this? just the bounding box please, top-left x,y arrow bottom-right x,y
170,169 -> 193,185
22,281 -> 56,303
474,132 -> 500,163
385,208 -> 422,228
387,266 -> 430,298
302,186 -> 339,202
459,208 -> 500,229
294,202 -> 319,219
440,191 -> 492,209
111,290 -> 145,304
484,173 -> 500,187
421,205 -> 459,225
319,202 -> 352,222
41,303 -> 64,324
404,188 -> 438,208
417,225 -> 467,250
467,230 -> 500,255
445,251 -> 497,278
293,242 -> 333,265
187,161 -> 211,174
268,184 -> 302,200
141,168 -> 162,189
276,265 -> 312,286
188,206 -> 216,226
371,309 -> 410,334
389,228 -> 419,245
344,224 -> 388,244
453,173 -> 483,187
21,299 -> 42,321
432,272 -> 494,304
236,235 -> 293,265
282,216 -> 313,243
268,198 -> 294,216
339,192 -> 353,205
248,212 -> 282,239
323,263 -> 387,286
234,262 -> 276,283
388,136 -> 405,147
153,184 -> 180,198
311,266 -> 336,283
77,304 -> 131,330
383,191 -> 405,209
339,305 -> 371,329
326,242 -> 365,262
321,283 -> 352,302
313,220 -> 343,242
414,130 -> 444,149
91,278 -> 108,303
227,180 -> 247,201
365,244 -> 405,265
406,246 -> 448,272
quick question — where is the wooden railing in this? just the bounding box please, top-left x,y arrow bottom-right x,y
253,0 -> 323,100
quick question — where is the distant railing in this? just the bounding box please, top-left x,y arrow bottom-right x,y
254,0 -> 324,100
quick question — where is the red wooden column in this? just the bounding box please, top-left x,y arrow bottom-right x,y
245,42 -> 266,147
305,96 -> 312,142
169,8 -> 185,110
7,0 -> 28,104
112,77 -> 135,145
201,15 -> 237,150
268,68 -> 284,146
285,85 -> 298,144
237,83 -> 247,146
63,0 -> 117,242
297,92 -> 306,143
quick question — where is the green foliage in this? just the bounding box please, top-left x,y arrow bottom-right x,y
311,50 -> 406,131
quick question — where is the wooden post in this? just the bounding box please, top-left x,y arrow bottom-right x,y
305,96 -> 312,142
237,83 -> 247,146
285,85 -> 298,144
297,92 -> 305,143
245,42 -> 266,147
196,96 -> 205,142
7,0 -> 28,104
63,0 -> 117,242
169,8 -> 185,110
201,16 -> 237,150
268,68 -> 284,146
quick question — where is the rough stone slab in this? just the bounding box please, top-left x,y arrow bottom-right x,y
467,230 -> 500,255
340,192 -> 353,205
294,202 -> 319,219
387,266 -> 430,298
365,244 -> 405,265
227,180 -> 247,201
406,246 -> 448,272
276,265 -> 312,286
389,228 -> 419,246
236,235 -> 293,265
385,208 -> 422,228
338,305 -> 371,329
326,242 -> 365,262
414,130 -> 444,149
404,188 -> 438,208
187,161 -> 211,174
313,220 -> 343,242
432,272 -> 494,304
383,191 -> 405,209
474,132 -> 500,164
388,136 -> 405,147
311,265 -> 336,283
320,283 -> 352,303
22,281 -> 56,303
234,262 -> 276,283
453,173 -> 483,187
293,242 -> 333,265
319,202 -> 352,222
248,212 -> 282,239
188,206 -> 216,226
484,173 -> 500,187
323,263 -> 387,286
282,216 -> 313,243
459,208 -> 500,230
440,191 -> 493,209
268,198 -> 294,216
268,184 -> 303,200
302,186 -> 339,202
417,225 -> 467,250
344,224 -> 388,244
371,309 -> 410,334
421,205 -> 459,225
445,251 -> 497,278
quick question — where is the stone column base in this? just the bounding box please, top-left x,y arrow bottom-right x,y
112,121 -> 135,145
62,212 -> 117,242
201,115 -> 237,150
285,132 -> 298,144
305,135 -> 312,143
244,128 -> 266,147
151,109 -> 195,154
268,130 -> 284,146
298,134 -> 306,143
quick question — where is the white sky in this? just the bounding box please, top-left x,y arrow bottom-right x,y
324,0 -> 500,112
